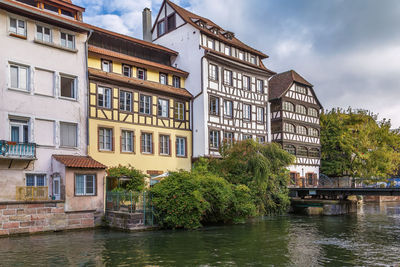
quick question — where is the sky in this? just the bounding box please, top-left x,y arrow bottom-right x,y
74,0 -> 400,128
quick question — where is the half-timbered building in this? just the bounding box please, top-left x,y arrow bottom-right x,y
87,25 -> 192,177
150,0 -> 275,158
269,70 -> 323,187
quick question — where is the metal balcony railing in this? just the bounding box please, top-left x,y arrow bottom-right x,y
0,140 -> 36,159
16,186 -> 49,201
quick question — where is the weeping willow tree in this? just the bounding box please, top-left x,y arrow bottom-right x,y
204,140 -> 295,215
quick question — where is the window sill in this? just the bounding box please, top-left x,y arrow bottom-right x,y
59,96 -> 78,102
9,33 -> 27,39
99,150 -> 114,153
159,153 -> 171,157
141,152 -> 154,156
8,87 -> 31,94
34,92 -> 55,98
34,39 -> 78,53
121,151 -> 135,155
59,146 -> 79,150
176,155 -> 188,158
210,113 -> 219,117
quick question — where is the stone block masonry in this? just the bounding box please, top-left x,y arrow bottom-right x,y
0,201 -> 100,236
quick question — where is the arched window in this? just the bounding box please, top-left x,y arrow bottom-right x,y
282,101 -> 295,112
296,105 -> 307,115
297,146 -> 308,157
309,128 -> 319,137
297,125 -> 307,135
284,123 -> 295,133
308,108 -> 318,117
284,145 -> 296,155
309,148 -> 320,158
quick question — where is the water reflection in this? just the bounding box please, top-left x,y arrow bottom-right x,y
0,202 -> 399,266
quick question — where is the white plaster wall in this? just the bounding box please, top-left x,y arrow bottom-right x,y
289,164 -> 320,179
0,10 -> 88,188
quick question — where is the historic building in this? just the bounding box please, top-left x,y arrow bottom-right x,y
150,0 -> 275,158
86,25 -> 192,178
0,0 -> 106,235
269,70 -> 322,187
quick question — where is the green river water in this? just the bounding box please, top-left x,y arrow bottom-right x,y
0,202 -> 399,266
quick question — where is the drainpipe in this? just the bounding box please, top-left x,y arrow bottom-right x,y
85,29 -> 93,156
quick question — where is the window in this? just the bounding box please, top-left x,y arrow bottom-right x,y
297,125 -> 307,135
121,130 -> 134,153
243,104 -> 251,120
120,91 -> 132,112
158,99 -> 169,117
224,46 -> 231,56
307,173 -> 314,186
295,84 -> 307,94
61,32 -> 75,49
256,79 -> 264,94
224,100 -> 233,118
223,70 -> 232,86
60,122 -> 77,147
309,148 -> 320,158
207,38 -> 215,49
101,60 -> 111,72
243,75 -> 250,90
290,172 -> 296,185
159,135 -> 170,155
9,18 -> 26,36
157,20 -> 165,36
141,133 -> 153,154
10,64 -> 28,90
60,75 -> 76,99
297,146 -> 308,157
209,130 -> 220,149
122,65 -> 131,77
284,123 -> 295,133
243,135 -> 252,140
167,14 -> 176,32
309,128 -> 319,137
159,73 -> 168,85
283,101 -> 295,112
296,105 -> 307,115
308,108 -> 318,117
176,137 -> 186,157
209,96 -> 219,115
26,174 -> 46,187
140,95 -> 151,115
224,132 -> 234,145
284,145 -> 296,155
44,3 -> 58,13
99,128 -> 112,151
174,101 -> 185,120
98,86 -> 111,108
137,68 -> 146,80
172,76 -> 181,88
36,25 -> 51,42
238,51 -> 244,60
257,107 -> 264,123
10,119 -> 29,143
209,64 -> 218,81
75,174 -> 96,196
250,55 -> 256,64
257,136 -> 265,144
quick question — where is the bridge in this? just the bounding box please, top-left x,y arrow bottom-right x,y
289,187 -> 400,199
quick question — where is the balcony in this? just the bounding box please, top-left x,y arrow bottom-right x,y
16,186 -> 49,201
0,140 -> 36,159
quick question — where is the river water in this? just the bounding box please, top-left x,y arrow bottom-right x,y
0,202 -> 400,266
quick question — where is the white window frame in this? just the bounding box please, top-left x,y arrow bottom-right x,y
257,107 -> 264,123
36,24 -> 52,43
256,79 -> 264,94
174,101 -> 185,121
224,100 -> 233,118
101,60 -> 111,72
26,174 -> 47,187
209,64 -> 218,81
207,38 -> 215,49
137,68 -> 146,80
61,32 -> 75,49
60,122 -> 78,148
159,135 -> 170,155
159,73 -> 168,85
223,70 -> 233,86
98,86 -> 111,109
141,133 -> 153,154
75,174 -> 96,196
119,90 -> 132,112
284,123 -> 295,133
9,63 -> 29,91
224,131 -> 234,145
140,95 -> 151,115
209,130 -> 220,149
99,128 -> 112,151
9,17 -> 26,36
209,96 -> 219,115
157,98 -> 169,117
224,46 -> 231,56
10,119 -> 29,143
172,76 -> 181,88
59,74 -> 77,100
176,137 -> 186,157
243,104 -> 251,121
283,101 -> 295,112
121,130 -> 134,153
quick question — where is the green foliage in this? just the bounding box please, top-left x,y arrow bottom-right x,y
320,108 -> 400,180
107,165 -> 146,192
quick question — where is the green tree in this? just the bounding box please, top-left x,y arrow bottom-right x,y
107,165 -> 147,192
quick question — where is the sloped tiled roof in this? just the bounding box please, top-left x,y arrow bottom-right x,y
88,45 -> 188,77
53,155 -> 106,169
88,68 -> 192,98
164,0 -> 268,59
269,70 -> 313,100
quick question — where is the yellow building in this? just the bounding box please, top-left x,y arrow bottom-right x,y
86,25 -> 192,178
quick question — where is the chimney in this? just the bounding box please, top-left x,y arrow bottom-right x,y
142,8 -> 152,42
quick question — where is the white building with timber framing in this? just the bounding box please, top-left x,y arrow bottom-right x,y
147,0 -> 275,158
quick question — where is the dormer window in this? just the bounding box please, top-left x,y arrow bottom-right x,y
250,55 -> 256,65
167,14 -> 176,32
157,20 -> 166,37
223,31 -> 234,40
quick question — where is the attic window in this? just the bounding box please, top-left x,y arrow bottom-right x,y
224,32 -> 234,40
167,14 -> 176,32
210,27 -> 218,35
16,0 -> 36,7
44,4 -> 58,13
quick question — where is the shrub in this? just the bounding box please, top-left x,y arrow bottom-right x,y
107,165 -> 146,192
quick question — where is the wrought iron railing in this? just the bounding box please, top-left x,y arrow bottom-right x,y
16,186 -> 49,201
0,140 -> 36,159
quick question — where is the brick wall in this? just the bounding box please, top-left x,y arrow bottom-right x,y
0,202 -> 99,236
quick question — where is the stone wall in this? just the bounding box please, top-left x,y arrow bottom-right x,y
363,196 -> 400,202
0,201 -> 100,236
105,211 -> 152,231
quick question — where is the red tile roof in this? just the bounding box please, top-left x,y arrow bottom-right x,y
269,70 -> 313,100
164,0 -> 268,59
88,68 -> 192,98
53,155 -> 106,169
88,45 -> 188,77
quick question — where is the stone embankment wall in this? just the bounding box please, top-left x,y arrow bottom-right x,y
105,211 -> 153,231
363,196 -> 400,202
0,201 -> 99,236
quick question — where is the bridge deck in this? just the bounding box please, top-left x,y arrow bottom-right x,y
290,187 -> 400,198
